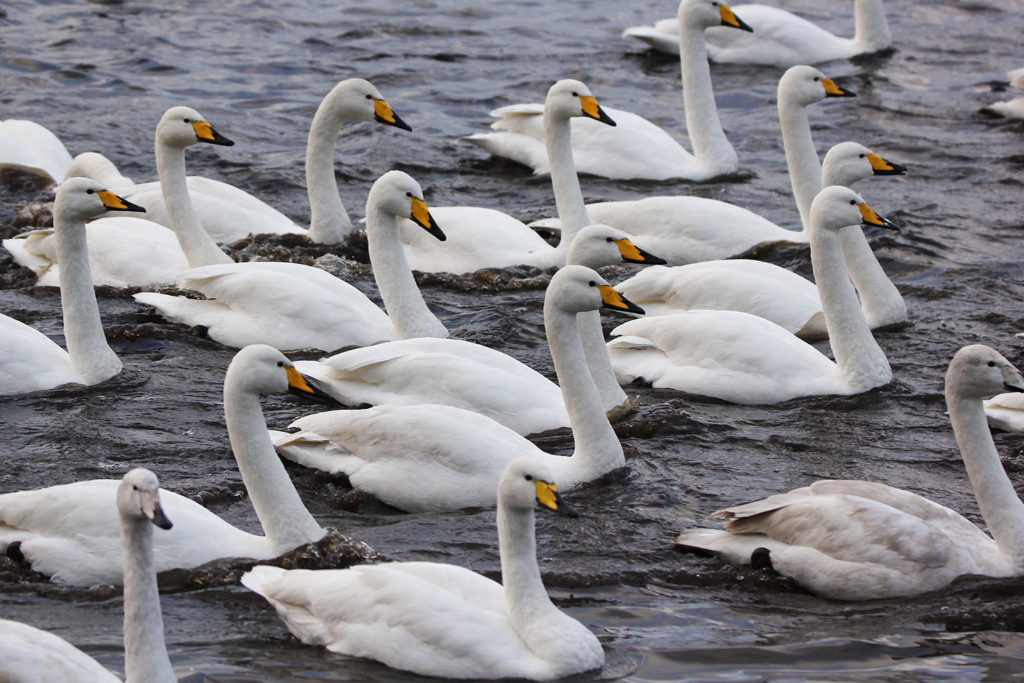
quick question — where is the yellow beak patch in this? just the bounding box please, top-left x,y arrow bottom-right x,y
535,480 -> 560,511
821,78 -> 846,97
374,99 -> 399,125
285,366 -> 316,395
410,196 -> 432,229
615,238 -> 646,262
858,202 -> 885,227
719,4 -> 743,29
598,284 -> 630,310
191,121 -> 217,142
97,190 -> 130,210
866,153 -> 895,172
580,96 -> 603,120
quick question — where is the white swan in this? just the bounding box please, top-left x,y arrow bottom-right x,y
465,0 -> 750,181
614,141 -> 907,339
134,162 -> 448,352
0,469 -> 175,683
272,265 -> 642,511
396,79 -> 616,274
624,0 -> 891,67
71,79 -> 412,244
0,345 -> 329,585
242,457 -> 604,680
0,178 -> 145,395
607,186 -> 894,404
983,389 -> 1024,432
985,67 -> 1024,120
0,118 -> 73,184
529,65 -> 857,264
676,345 -> 1024,601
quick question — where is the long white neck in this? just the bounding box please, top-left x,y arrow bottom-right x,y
498,504 -> 560,649
678,12 -> 737,171
780,99 -> 821,233
365,205 -> 447,339
578,310 -> 628,412
809,223 -> 890,390
853,0 -> 891,51
155,140 -> 233,267
305,103 -> 353,244
946,390 -> 1024,568
544,112 -> 590,260
54,209 -> 122,384
545,300 -> 624,484
120,516 -> 174,683
223,377 -> 325,554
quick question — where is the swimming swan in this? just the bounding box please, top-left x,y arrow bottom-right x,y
272,265 -> 642,511
676,345 -> 1024,601
624,0 -> 891,67
465,0 -> 751,181
134,167 -> 447,351
0,178 -> 144,395
0,118 -> 73,184
607,186 -> 895,404
242,457 -> 604,680
0,345 -> 329,585
0,469 -> 175,683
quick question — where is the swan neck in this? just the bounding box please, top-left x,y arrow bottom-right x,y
853,0 -> 891,50
678,14 -> 736,168
223,376 -> 325,553
54,211 -> 121,383
838,226 -> 906,328
544,112 -> 590,254
120,516 -> 174,683
946,391 -> 1024,566
305,104 -> 352,244
578,310 -> 627,411
155,140 -> 232,267
498,505 -> 558,642
779,99 -> 821,232
365,206 -> 447,339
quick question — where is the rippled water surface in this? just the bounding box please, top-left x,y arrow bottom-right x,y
2,0 -> 1024,680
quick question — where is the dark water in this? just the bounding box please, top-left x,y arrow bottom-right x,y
2,0 -> 1024,680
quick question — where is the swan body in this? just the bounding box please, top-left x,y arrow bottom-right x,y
242,457 -> 604,680
466,0 -> 750,181
0,178 -> 145,395
624,0 -> 892,67
528,65 -> 857,264
984,390 -> 1024,432
986,67 -> 1024,120
273,266 -> 641,510
0,346 -> 328,585
134,169 -> 448,352
0,119 -> 73,183
607,187 -> 894,404
676,345 -> 1024,601
0,469 -> 175,683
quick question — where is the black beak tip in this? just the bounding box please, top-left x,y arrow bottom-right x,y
736,19 -> 754,33
1005,382 -> 1024,393
118,198 -> 147,213
637,249 -> 667,266
289,379 -> 339,406
427,223 -> 446,241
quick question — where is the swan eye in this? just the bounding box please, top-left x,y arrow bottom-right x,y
588,280 -> 596,287
859,154 -> 866,158
850,200 -> 856,206
365,94 -> 373,100
571,92 -> 579,97
277,361 -> 284,367
183,118 -> 191,123
86,189 -> 94,194
132,485 -> 138,491
814,77 -> 820,82
988,361 -> 996,367
605,237 -> 614,243
405,192 -> 413,198
525,474 -> 533,481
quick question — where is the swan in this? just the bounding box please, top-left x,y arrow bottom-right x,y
0,118 -> 73,184
614,141 -> 907,339
985,67 -> 1024,120
0,178 -> 145,395
676,345 -> 1024,601
0,469 -> 175,683
395,79 -> 616,274
983,390 -> 1024,432
465,0 -> 751,181
242,456 -> 604,680
0,345 -> 331,585
528,65 -> 857,264
290,226 -> 659,437
72,79 -> 412,244
272,265 -> 642,512
624,0 -> 891,67
606,186 -> 894,404
134,165 -> 448,351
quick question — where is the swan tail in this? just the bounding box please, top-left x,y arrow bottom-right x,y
463,132 -> 550,175
3,232 -> 54,276
486,103 -> 544,120
675,528 -> 765,566
132,292 -> 227,325
273,431 -> 360,476
621,26 -> 680,54
240,565 -> 287,598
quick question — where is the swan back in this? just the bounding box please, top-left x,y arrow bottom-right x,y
947,345 -> 1024,401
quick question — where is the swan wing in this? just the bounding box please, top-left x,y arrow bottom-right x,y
0,619 -> 120,682
0,314 -> 77,394
0,119 -> 73,181
984,391 -> 1024,431
704,5 -> 854,67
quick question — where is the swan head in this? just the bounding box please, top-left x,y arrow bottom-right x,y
546,79 -> 616,127
62,152 -> 134,188
566,224 -> 667,269
948,345 -> 1024,400
822,142 -> 907,187
322,78 -> 412,131
548,264 -> 645,316
117,468 -> 173,530
367,170 -> 445,240
679,0 -> 752,32
809,186 -> 897,235
499,457 -> 577,517
54,177 -> 146,224
779,66 -> 856,107
226,344 -> 335,402
157,106 -> 234,150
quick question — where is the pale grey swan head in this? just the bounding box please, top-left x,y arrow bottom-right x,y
779,65 -> 856,107
366,169 -> 444,239
117,468 -> 173,530
155,105 -> 234,150
549,264 -> 645,316
320,78 -> 412,131
809,185 -> 896,234
544,79 -> 616,125
679,0 -> 753,32
498,457 -> 576,516
823,141 -> 907,187
567,224 -> 667,269
226,344 -> 332,401
948,345 -> 1024,400
54,176 -> 146,222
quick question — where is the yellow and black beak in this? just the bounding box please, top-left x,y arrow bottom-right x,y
535,480 -> 578,518
373,98 -> 413,132
822,78 -> 856,98
866,153 -> 907,176
192,120 -> 235,146
410,196 -> 446,241
615,238 -> 667,265
580,96 -> 616,127
285,366 -> 336,404
597,284 -> 645,315
719,3 -> 753,32
96,190 -> 146,213
858,202 -> 898,231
